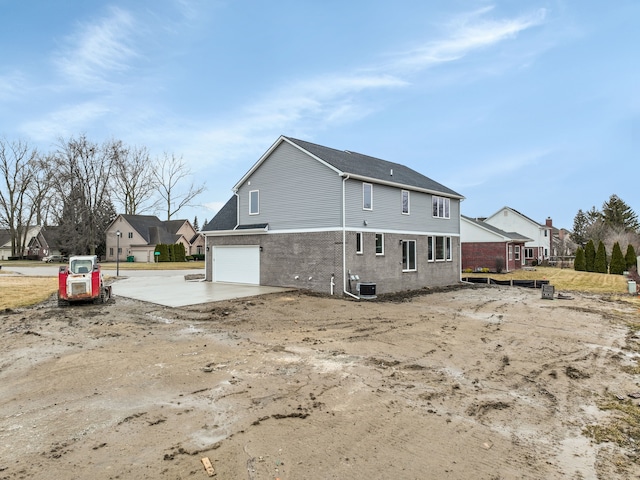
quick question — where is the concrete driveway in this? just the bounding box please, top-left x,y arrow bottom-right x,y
2,265 -> 290,307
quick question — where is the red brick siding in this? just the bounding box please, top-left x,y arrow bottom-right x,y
462,242 -> 525,272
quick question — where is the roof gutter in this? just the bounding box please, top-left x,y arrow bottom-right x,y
342,173 -> 465,200
342,174 -> 359,300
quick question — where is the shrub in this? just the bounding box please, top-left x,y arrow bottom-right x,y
626,244 -> 637,270
495,257 -> 505,274
155,244 -> 170,262
610,242 -> 626,275
174,243 -> 187,262
594,241 -> 608,274
574,246 -> 586,271
585,240 -> 596,272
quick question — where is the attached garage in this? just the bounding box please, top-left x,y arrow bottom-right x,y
213,245 -> 260,285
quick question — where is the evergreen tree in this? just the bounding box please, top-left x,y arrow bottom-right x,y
602,195 -> 640,232
609,242 -> 626,275
626,244 -> 638,270
574,246 -> 586,271
585,240 -> 596,272
155,244 -> 169,262
572,209 -> 588,247
175,242 -> 186,261
193,216 -> 199,231
594,241 -> 608,273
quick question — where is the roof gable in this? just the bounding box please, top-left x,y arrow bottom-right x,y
234,135 -> 463,198
462,215 -> 532,242
117,214 -> 193,245
486,207 -> 545,228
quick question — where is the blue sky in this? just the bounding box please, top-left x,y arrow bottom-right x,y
1,1 -> 638,229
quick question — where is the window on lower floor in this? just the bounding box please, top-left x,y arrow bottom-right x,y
515,245 -> 520,261
356,232 -> 363,254
428,236 -> 452,261
375,233 -> 384,255
402,240 -> 416,271
508,245 -> 513,261
524,247 -> 534,259
109,247 -> 113,256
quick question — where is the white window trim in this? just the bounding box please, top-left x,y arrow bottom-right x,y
363,183 -> 373,211
375,233 -> 384,256
430,235 -> 452,262
401,190 -> 410,215
402,240 -> 416,272
432,196 -> 451,219
249,190 -> 259,215
356,232 -> 363,255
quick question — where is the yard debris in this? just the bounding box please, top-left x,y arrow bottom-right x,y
628,392 -> 640,399
201,457 -> 215,476
557,293 -> 574,300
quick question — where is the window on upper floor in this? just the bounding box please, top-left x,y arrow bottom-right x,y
250,190 -> 259,215
432,196 -> 450,219
375,233 -> 384,255
128,232 -> 133,239
402,240 -> 416,271
356,232 -> 363,254
363,183 -> 373,210
402,190 -> 410,214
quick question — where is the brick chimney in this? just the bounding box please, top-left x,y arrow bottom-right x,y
546,217 -> 553,228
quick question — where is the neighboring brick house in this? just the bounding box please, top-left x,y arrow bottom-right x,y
201,136 -> 464,296
483,207 -> 552,266
105,215 -> 204,263
461,215 -> 531,272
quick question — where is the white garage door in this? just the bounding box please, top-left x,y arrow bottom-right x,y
213,246 -> 260,284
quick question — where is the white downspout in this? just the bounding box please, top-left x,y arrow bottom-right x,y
342,175 -> 359,299
505,242 -> 509,273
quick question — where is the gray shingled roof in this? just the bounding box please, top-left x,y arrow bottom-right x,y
203,196 -> 237,231
462,215 -> 532,242
285,137 -> 463,198
204,136 -> 464,232
121,215 -> 182,244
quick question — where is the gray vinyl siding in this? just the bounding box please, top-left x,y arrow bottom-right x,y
344,179 -> 460,235
236,142 -> 342,230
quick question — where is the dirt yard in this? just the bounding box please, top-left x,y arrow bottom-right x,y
1,284 -> 640,480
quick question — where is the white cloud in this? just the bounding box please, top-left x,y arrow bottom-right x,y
54,6 -> 138,89
0,71 -> 27,101
389,7 -> 547,73
449,148 -> 552,189
180,7 -> 547,169
20,102 -> 111,141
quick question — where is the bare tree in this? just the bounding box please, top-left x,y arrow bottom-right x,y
0,138 -> 38,257
27,154 -> 55,227
50,135 -> 117,255
112,143 -> 159,215
152,152 -> 205,220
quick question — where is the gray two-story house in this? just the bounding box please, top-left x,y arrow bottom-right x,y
201,136 -> 464,296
